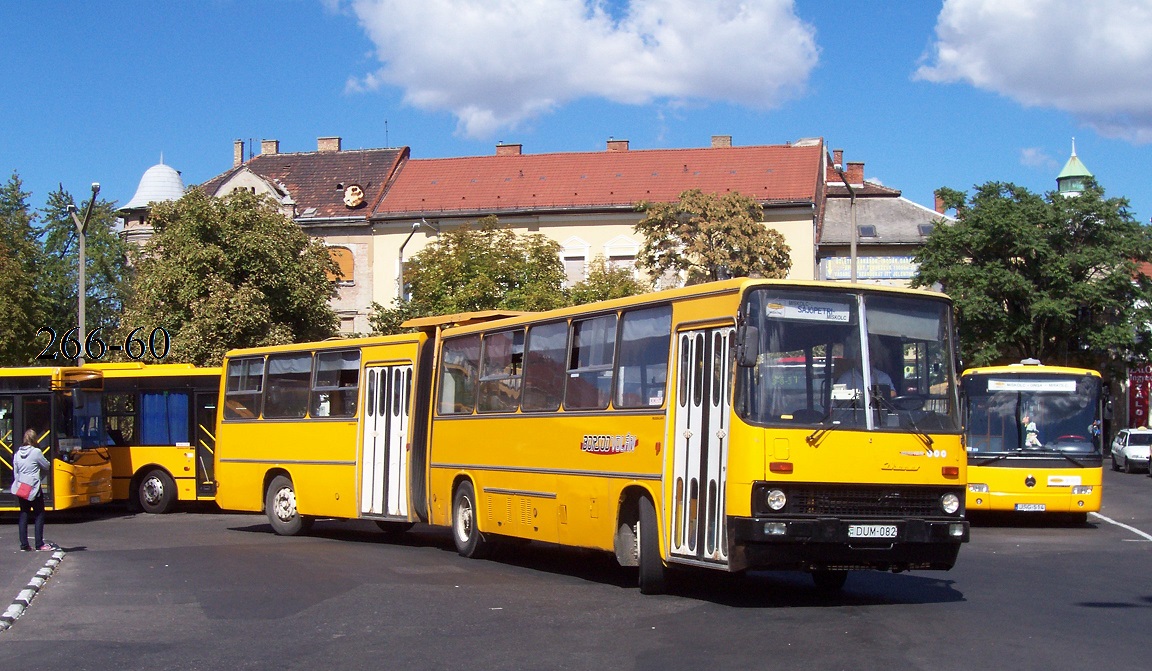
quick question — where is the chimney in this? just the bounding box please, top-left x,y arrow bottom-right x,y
496,143 -> 522,156
606,138 -> 629,152
318,136 -> 342,152
846,161 -> 864,185
261,139 -> 280,156
711,135 -> 732,148
826,149 -> 845,183
934,193 -> 946,214
233,139 -> 245,167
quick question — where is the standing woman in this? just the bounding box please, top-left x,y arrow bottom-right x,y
11,428 -> 53,551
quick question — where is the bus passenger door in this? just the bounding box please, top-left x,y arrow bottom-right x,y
360,364 -> 411,518
195,392 -> 217,496
669,328 -> 731,566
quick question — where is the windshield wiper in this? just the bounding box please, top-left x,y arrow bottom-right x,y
870,389 -> 934,448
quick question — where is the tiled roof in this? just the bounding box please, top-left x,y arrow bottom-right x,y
373,143 -> 825,219
199,147 -> 408,220
822,194 -> 953,245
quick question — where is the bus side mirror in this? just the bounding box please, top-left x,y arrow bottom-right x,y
735,324 -> 759,367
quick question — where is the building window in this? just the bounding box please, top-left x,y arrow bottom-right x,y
918,223 -> 935,237
563,255 -> 586,287
857,225 -> 878,238
327,246 -> 355,286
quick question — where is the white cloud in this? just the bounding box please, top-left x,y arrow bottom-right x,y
917,0 -> 1152,143
1019,147 -> 1056,170
345,0 -> 819,138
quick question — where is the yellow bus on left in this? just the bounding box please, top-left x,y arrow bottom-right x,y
0,366 -> 113,511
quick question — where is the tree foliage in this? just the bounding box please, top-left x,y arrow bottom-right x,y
635,189 -> 791,285
38,184 -> 131,343
371,216 -> 568,334
913,180 -> 1152,374
567,255 -> 652,305
120,189 -> 338,366
0,172 -> 44,364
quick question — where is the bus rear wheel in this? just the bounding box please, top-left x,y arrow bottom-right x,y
452,481 -> 489,558
138,468 -> 176,514
637,495 -> 667,595
265,475 -> 312,536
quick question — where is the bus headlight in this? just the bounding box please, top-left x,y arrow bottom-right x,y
968,483 -> 989,493
765,488 -> 787,512
940,492 -> 960,514
1071,486 -> 1093,495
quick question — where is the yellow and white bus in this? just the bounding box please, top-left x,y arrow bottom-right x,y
1,366 -> 112,511
961,361 -> 1103,521
215,279 -> 969,593
90,363 -> 221,513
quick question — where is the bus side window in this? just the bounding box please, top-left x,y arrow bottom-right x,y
439,335 -> 480,415
522,321 -> 566,412
616,305 -> 671,408
312,350 -> 361,418
566,314 -> 616,410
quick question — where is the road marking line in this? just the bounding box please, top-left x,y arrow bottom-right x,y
1090,512 -> 1152,541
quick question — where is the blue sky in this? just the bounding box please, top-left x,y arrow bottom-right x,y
3,0 -> 1151,224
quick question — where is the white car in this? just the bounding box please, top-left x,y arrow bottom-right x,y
1110,428 -> 1152,473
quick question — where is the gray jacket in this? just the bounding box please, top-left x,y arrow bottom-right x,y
11,444 -> 50,499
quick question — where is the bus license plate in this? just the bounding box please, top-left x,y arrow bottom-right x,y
848,524 -> 898,539
1015,503 -> 1046,511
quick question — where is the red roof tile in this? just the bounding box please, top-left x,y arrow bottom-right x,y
199,147 -> 408,220
373,143 -> 824,219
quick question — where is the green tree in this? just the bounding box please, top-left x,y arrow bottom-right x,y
0,172 -> 44,364
912,180 -> 1152,374
38,184 -> 131,344
120,189 -> 338,366
635,189 -> 791,285
370,216 -> 567,334
567,255 -> 652,305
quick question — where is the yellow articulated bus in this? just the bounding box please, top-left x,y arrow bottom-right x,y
89,363 -> 221,513
214,279 -> 969,593
961,360 -> 1103,521
1,366 -> 112,511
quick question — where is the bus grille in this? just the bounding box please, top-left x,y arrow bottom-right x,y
788,485 -> 942,517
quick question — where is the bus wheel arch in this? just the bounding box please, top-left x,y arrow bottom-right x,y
136,467 -> 177,514
451,477 -> 489,559
264,472 -> 313,536
616,486 -> 667,594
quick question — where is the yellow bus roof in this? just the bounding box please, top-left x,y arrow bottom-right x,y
962,361 -> 1101,378
86,362 -> 222,377
222,332 -> 424,360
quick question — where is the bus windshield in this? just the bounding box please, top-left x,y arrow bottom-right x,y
735,287 -> 959,431
963,373 -> 1102,455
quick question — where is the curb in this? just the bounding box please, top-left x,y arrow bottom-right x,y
0,550 -> 65,632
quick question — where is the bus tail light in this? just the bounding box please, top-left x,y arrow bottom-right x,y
1071,485 -> 1093,495
968,483 -> 989,493
769,462 -> 793,474
942,466 -> 959,479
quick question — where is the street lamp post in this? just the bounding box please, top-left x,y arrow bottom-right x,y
67,182 -> 100,365
827,153 -> 858,283
397,219 -> 439,302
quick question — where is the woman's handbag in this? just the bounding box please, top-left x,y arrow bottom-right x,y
14,480 -> 33,500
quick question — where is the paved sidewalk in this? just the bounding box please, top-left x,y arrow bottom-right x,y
1,525 -> 66,631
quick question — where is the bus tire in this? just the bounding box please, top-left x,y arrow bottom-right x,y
452,480 -> 489,558
812,569 -> 849,592
375,521 -> 414,535
138,468 -> 176,514
265,475 -> 312,536
637,495 -> 667,595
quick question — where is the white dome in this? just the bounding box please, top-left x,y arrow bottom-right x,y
121,162 -> 185,210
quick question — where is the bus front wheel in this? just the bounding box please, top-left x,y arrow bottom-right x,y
265,475 -> 313,536
452,481 -> 489,558
637,495 -> 667,595
138,468 -> 176,514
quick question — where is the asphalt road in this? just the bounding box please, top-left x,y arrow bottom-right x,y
2,468 -> 1151,671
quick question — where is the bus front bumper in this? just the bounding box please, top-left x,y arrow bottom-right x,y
729,516 -> 969,572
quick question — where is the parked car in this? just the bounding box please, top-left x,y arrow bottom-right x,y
1110,427 -> 1152,473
